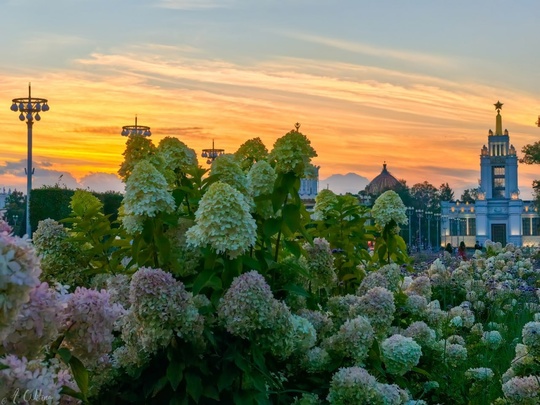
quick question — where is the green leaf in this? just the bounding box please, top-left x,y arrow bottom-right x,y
218,363 -> 238,392
185,373 -> 203,403
193,266 -> 217,295
283,239 -> 301,257
69,355 -> 89,399
167,359 -> 185,391
282,204 -> 301,232
412,366 -> 432,379
57,347 -> 72,363
263,217 -> 281,237
60,386 -> 86,401
282,283 -> 310,298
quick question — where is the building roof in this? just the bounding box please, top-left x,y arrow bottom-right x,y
366,163 -> 401,195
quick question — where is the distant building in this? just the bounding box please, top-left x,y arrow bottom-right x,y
441,102 -> 539,247
300,165 -> 319,210
361,162 -> 402,206
0,187 -> 11,208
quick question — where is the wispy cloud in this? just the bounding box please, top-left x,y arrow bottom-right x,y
281,31 -> 455,67
156,0 -> 236,10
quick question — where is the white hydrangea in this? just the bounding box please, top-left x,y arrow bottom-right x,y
370,190 -> 407,230
381,334 -> 422,376
186,182 -> 257,259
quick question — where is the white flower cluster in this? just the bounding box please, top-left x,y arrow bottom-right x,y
268,130 -> 317,176
186,182 -> 257,259
381,334 -> 422,376
0,233 -> 41,340
370,190 -> 408,230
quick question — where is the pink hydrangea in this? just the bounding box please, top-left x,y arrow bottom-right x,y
0,233 -> 41,340
3,282 -> 65,358
63,287 -> 125,366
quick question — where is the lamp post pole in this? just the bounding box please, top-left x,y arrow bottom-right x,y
416,209 -> 424,252
435,213 -> 441,250
426,211 -> 433,250
10,84 -> 49,237
407,207 -> 414,249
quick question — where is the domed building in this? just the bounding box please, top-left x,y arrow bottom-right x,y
365,162 -> 401,195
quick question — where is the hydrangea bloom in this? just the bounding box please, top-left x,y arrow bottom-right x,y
481,330 -> 504,350
3,282 -> 65,358
326,294 -> 363,328
502,376 -> 540,403
291,314 -> 317,352
381,334 -> 422,376
522,321 -> 540,356
465,367 -> 494,382
63,287 -> 125,366
118,134 -> 156,182
312,189 -> 338,221
303,238 -> 337,291
296,309 -> 334,339
326,315 -> 374,364
357,287 -> 395,338
370,190 -> 407,230
186,182 -> 257,259
403,321 -> 436,349
405,294 -> 428,316
129,267 -> 204,346
268,130 -> 317,176
443,343 -> 468,367
156,136 -> 197,174
0,355 -> 75,403
247,160 -> 276,218
0,233 -> 41,340
327,366 -> 406,405
0,217 -> 12,234
32,218 -> 90,286
218,271 -> 294,357
302,346 -> 330,373
122,160 -> 176,229
357,272 -> 389,296
234,137 -> 269,171
211,154 -> 249,196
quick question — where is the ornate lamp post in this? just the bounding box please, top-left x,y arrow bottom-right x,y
441,214 -> 448,247
416,209 -> 424,251
426,211 -> 433,250
202,140 -> 224,165
435,213 -> 441,250
10,84 -> 49,237
121,116 -> 151,137
407,207 -> 415,248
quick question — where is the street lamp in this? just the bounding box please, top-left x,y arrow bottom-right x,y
10,84 -> 49,237
202,140 -> 225,165
434,213 -> 441,250
121,116 -> 151,137
407,207 -> 415,248
416,209 -> 424,251
426,211 -> 433,250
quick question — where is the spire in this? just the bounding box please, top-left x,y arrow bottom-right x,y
494,101 -> 503,135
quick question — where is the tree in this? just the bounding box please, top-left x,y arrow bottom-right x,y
520,141 -> 540,209
520,141 -> 540,165
411,181 -> 439,211
439,183 -> 454,202
460,188 -> 477,204
4,190 -> 25,236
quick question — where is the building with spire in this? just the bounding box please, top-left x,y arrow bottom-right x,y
441,102 -> 539,247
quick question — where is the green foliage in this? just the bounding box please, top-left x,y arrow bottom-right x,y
61,190 -> 131,276
4,189 -> 25,236
31,187 -> 75,233
310,194 -> 372,291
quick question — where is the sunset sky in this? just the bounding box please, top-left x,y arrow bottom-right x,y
0,0 -> 539,198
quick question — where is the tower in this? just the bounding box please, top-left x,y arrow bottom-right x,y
475,101 -> 522,246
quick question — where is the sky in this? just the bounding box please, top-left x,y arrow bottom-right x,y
0,0 -> 539,198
